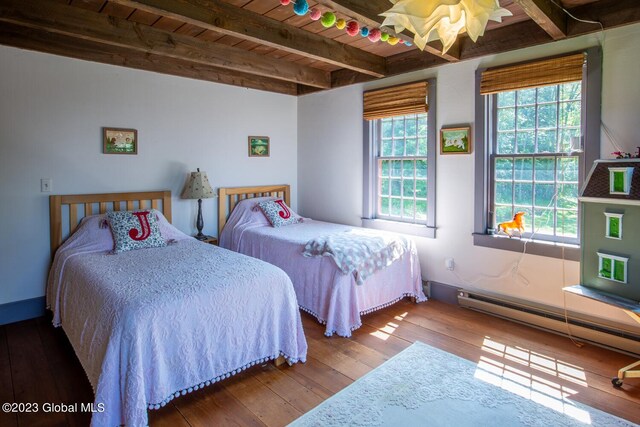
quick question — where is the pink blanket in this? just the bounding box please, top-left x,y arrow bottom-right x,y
220,200 -> 426,337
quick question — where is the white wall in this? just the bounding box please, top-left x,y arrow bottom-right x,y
0,46 -> 298,306
298,24 -> 640,327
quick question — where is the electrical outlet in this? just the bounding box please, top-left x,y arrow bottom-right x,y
41,178 -> 52,193
445,258 -> 454,271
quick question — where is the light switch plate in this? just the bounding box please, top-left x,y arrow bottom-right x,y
41,178 -> 52,192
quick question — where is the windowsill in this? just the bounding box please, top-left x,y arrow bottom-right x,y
362,218 -> 436,238
472,233 -> 580,261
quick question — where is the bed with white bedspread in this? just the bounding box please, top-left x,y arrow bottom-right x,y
47,192 -> 307,427
218,186 -> 426,337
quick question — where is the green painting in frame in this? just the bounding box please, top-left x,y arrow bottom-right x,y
440,126 -> 471,154
103,127 -> 137,154
248,136 -> 270,157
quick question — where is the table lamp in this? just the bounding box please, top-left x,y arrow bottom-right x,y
181,168 -> 214,240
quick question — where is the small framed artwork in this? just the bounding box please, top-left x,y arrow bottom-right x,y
440,126 -> 471,155
103,127 -> 137,154
248,136 -> 270,157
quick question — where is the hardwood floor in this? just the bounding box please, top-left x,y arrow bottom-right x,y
1,300 -> 639,426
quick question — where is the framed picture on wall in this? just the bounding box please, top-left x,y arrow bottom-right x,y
248,136 -> 270,157
103,127 -> 137,154
440,126 -> 471,155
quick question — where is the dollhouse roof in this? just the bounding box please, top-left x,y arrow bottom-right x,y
581,159 -> 640,201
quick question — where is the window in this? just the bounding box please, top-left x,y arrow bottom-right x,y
604,213 -> 623,240
363,80 -> 436,238
474,48 -> 602,260
377,114 -> 428,222
608,167 -> 634,195
597,252 -> 628,283
492,82 -> 581,243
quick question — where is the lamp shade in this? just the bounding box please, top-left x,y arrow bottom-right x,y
380,0 -> 512,54
181,168 -> 214,199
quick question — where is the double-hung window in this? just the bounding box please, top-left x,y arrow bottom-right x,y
474,49 -> 601,259
363,80 -> 437,238
377,114 -> 428,222
493,82 -> 581,243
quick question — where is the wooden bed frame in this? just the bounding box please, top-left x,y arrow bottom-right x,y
49,189 -> 288,367
217,184 -> 290,236
49,190 -> 172,256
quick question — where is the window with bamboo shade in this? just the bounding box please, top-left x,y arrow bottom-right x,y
480,53 -> 585,95
472,47 -> 603,258
361,79 -> 437,236
363,81 -> 428,121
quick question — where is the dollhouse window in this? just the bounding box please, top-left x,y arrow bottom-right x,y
608,167 -> 634,195
597,252 -> 628,283
604,213 -> 623,240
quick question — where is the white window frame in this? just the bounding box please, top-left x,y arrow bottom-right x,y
604,212 -> 623,240
597,252 -> 629,283
375,115 -> 429,224
473,47 -> 602,261
608,167 -> 634,195
491,84 -> 583,245
362,78 -> 437,238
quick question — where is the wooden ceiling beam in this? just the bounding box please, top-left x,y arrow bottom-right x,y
109,0 -> 388,77
313,0 -> 460,61
566,0 -> 640,36
513,0 -> 567,39
0,0 -> 331,88
0,23 -> 297,95
458,19 -> 552,60
386,0 -> 640,78
296,49 -> 450,95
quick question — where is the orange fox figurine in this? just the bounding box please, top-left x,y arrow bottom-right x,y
497,211 -> 526,237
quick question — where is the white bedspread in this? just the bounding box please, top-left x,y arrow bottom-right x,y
47,217 -> 307,426
220,202 -> 426,337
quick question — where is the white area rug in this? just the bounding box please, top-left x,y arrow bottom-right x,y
289,341 -> 637,427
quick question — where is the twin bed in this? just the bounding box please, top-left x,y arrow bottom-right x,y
47,186 -> 424,426
47,191 -> 307,427
218,185 -> 426,337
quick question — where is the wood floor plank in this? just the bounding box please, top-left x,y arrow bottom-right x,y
167,381 -> 265,427
223,370 -> 302,426
5,320 -> 67,427
410,300 -> 638,373
0,327 -> 17,427
344,321 -> 413,357
276,363 -> 334,400
148,403 -> 192,427
316,332 -> 391,368
35,319 -> 93,427
279,356 -> 353,395
1,301 -> 638,426
395,301 -> 640,400
253,364 -> 325,413
305,336 -> 372,380
361,303 -> 640,423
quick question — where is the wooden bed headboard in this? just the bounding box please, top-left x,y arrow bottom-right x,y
218,185 -> 290,236
49,190 -> 172,256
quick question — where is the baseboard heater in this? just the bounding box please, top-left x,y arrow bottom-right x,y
457,290 -> 640,357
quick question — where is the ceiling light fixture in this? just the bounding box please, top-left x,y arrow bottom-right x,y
381,0 -> 512,54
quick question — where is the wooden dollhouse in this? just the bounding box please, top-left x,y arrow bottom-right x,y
578,159 -> 640,301
566,158 -> 640,387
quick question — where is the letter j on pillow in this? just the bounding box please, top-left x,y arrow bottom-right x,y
257,200 -> 301,227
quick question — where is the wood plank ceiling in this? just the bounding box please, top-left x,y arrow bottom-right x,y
0,0 -> 639,95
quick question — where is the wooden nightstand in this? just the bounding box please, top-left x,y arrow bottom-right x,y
202,236 -> 218,246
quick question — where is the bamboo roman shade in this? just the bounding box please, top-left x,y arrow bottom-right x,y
363,81 -> 428,120
480,53 -> 585,95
